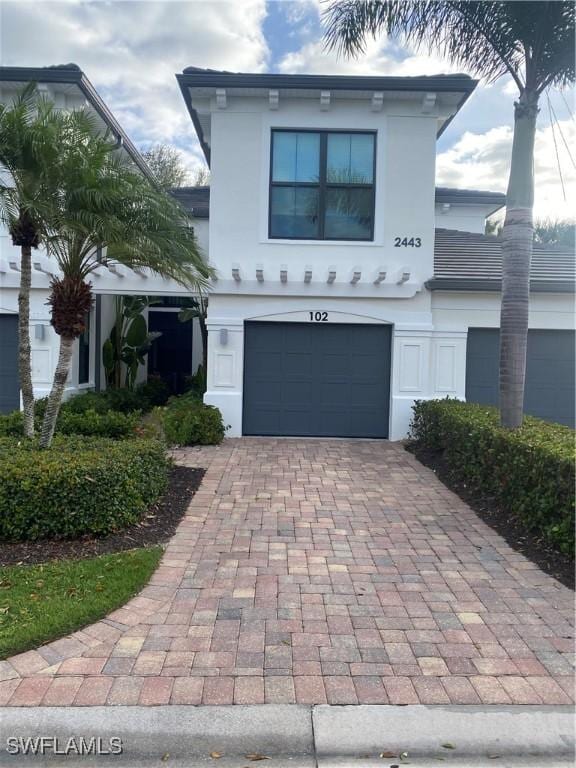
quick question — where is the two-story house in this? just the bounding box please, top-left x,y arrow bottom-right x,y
1,64 -> 573,434
176,67 -> 575,438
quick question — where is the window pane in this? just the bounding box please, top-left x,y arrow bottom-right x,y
272,132 -> 320,182
327,133 -> 374,184
270,186 -> 319,238
324,187 -> 372,239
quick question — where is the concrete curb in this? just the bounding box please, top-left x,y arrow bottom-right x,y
0,705 -> 573,766
313,704 -> 575,758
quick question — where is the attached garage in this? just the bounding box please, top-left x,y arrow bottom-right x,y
0,314 -> 20,414
466,328 -> 575,427
243,322 -> 391,438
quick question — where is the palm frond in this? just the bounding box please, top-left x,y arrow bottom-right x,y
323,1 -> 575,93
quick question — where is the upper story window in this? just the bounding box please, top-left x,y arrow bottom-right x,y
269,130 -> 376,241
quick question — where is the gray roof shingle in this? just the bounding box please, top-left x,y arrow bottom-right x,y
429,228 -> 575,293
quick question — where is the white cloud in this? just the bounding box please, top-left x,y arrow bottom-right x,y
437,120 -> 576,219
0,0 -> 269,179
279,35 -> 465,78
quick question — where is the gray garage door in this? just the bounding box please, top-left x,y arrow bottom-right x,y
0,315 -> 20,414
466,328 -> 575,427
243,322 -> 391,438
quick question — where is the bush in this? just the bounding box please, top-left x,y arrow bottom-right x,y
136,377 -> 170,407
0,436 -> 168,540
0,403 -> 140,439
57,409 -> 141,438
163,397 -> 225,446
62,391 -> 112,415
106,388 -> 150,413
409,399 -> 575,555
0,410 -> 24,437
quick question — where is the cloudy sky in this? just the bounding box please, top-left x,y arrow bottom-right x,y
1,0 -> 574,219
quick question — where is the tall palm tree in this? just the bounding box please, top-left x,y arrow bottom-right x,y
39,115 -> 212,448
324,1 -> 575,428
0,85 -> 77,436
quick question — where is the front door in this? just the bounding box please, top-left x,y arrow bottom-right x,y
148,311 -> 192,395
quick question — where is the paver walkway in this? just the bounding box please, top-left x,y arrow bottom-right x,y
1,439 -> 574,706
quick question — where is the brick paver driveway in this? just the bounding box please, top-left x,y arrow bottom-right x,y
1,439 -> 574,706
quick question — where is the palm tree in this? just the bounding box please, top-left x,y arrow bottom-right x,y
0,85 -> 76,436
324,1 -> 575,428
39,115 -> 212,448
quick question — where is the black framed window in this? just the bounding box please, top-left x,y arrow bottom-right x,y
269,130 -> 376,240
78,313 -> 91,385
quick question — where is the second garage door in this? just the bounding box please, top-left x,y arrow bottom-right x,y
243,322 -> 391,438
466,328 -> 575,427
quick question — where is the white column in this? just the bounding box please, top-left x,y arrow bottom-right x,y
204,313 -> 244,437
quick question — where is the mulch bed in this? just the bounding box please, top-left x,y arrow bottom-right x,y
406,443 -> 575,591
0,465 -> 204,567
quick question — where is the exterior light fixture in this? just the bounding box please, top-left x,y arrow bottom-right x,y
219,328 -> 228,346
34,324 -> 45,340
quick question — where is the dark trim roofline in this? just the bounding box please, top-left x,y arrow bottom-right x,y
435,187 -> 506,213
426,277 -> 575,294
176,69 -> 478,165
179,69 -> 477,93
0,66 -> 154,181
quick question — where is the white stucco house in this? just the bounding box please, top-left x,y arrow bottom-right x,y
175,67 -> 575,437
0,64 -> 574,437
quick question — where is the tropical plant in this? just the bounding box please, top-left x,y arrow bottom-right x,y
324,0 -> 575,428
103,296 -> 162,390
0,85 -> 88,437
37,111 -> 212,448
178,295 -> 208,372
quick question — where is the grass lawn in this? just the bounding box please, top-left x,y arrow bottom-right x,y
0,547 -> 162,659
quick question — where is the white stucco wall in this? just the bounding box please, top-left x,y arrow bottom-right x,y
432,291 -> 576,331
434,203 -> 500,233
202,93 -> 461,439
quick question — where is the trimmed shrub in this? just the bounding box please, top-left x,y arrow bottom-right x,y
163,397 -> 225,446
136,377 -> 170,407
409,399 -> 575,555
106,388 -> 150,414
57,409 -> 141,438
0,404 -> 140,439
0,436 -> 168,540
62,391 -> 112,415
0,411 -> 24,437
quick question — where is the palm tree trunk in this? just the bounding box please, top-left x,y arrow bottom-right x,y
18,244 -> 35,437
499,90 -> 539,429
39,335 -> 74,448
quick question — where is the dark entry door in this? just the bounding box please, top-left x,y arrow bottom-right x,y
243,322 -> 391,438
0,315 -> 20,413
148,311 -> 192,395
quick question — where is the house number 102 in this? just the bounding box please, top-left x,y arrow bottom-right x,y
309,311 -> 328,322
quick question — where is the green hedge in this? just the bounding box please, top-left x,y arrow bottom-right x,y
57,409 -> 140,438
0,406 -> 139,439
163,394 -> 225,446
409,399 -> 575,555
0,436 -> 168,541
